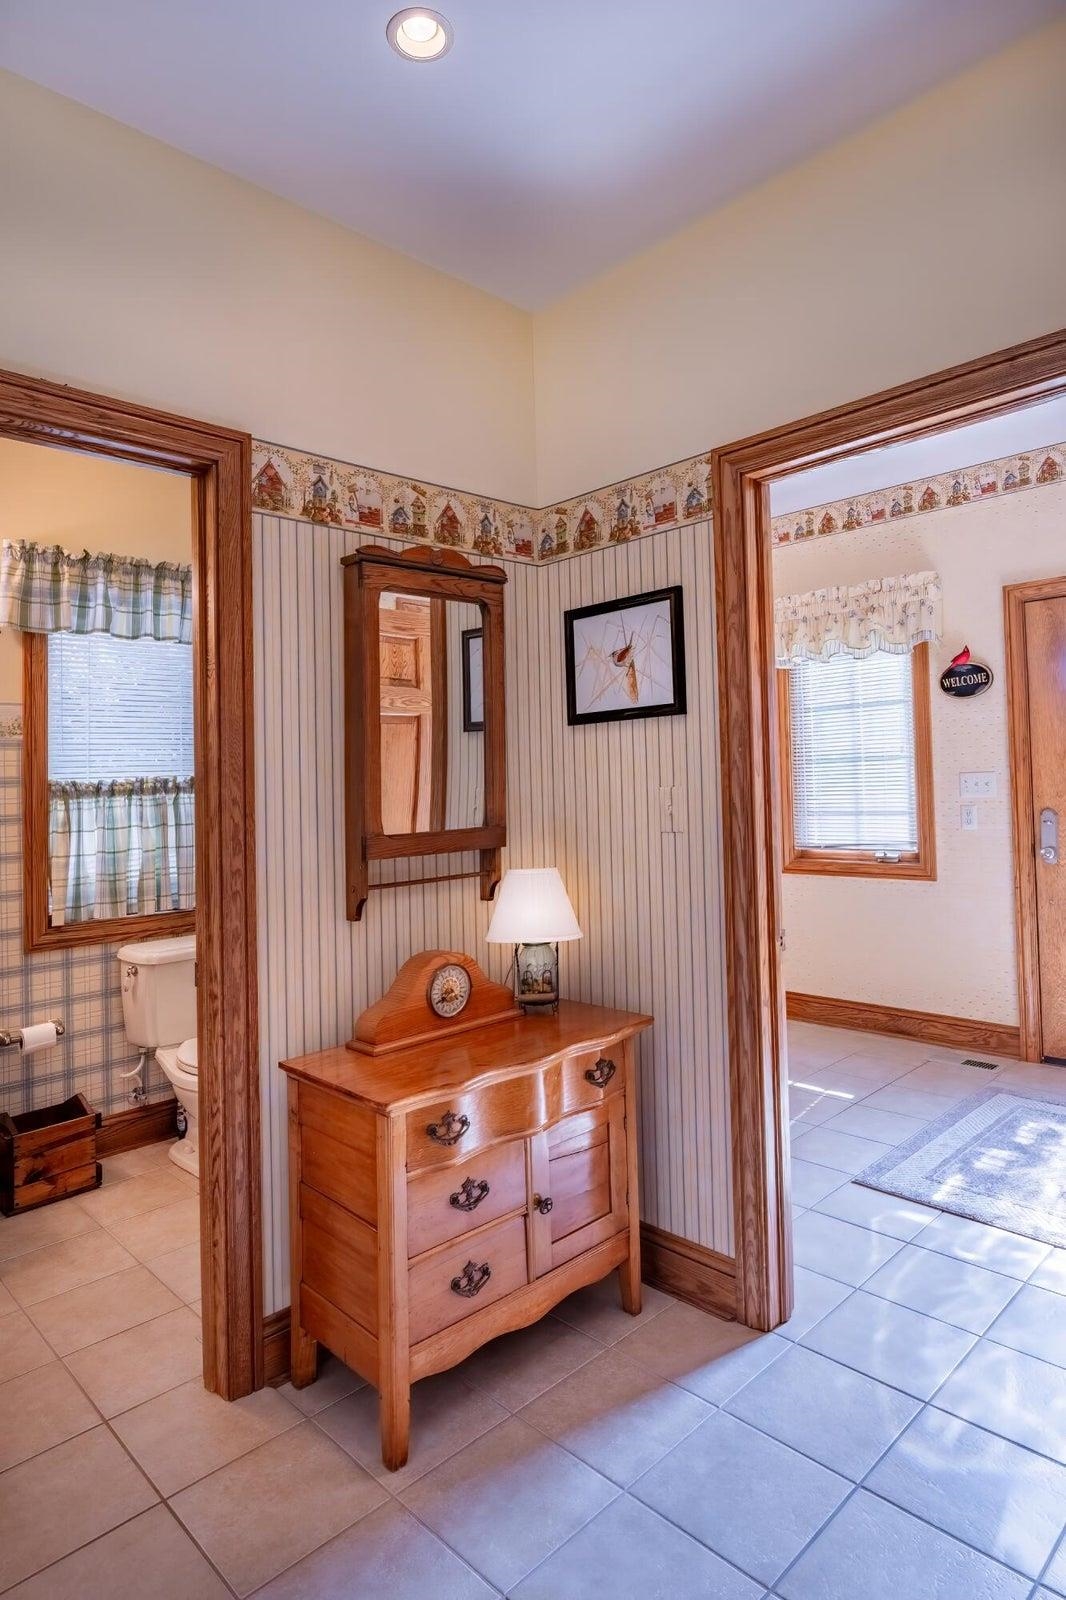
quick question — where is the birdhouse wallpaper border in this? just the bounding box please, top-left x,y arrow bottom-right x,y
251,435 -> 1065,565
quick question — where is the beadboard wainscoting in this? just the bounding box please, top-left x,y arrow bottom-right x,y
253,514 -> 730,1313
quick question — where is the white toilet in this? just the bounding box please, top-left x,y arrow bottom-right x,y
116,934 -> 199,1177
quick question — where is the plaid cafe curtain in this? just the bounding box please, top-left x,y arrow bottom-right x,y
0,539 -> 192,642
774,571 -> 942,666
0,540 -> 195,925
49,779 -> 195,926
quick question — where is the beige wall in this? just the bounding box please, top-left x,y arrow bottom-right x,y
0,70 -> 536,507
773,479 -> 1066,1025
0,437 -> 192,700
532,22 -> 1066,503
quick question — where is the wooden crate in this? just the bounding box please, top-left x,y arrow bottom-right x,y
0,1094 -> 102,1215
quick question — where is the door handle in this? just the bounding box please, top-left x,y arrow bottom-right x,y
1039,807 -> 1059,865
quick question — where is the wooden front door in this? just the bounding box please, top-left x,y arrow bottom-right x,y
378,596 -> 446,834
1015,590 -> 1066,1060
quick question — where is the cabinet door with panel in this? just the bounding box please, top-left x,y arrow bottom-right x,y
530,1097 -> 630,1275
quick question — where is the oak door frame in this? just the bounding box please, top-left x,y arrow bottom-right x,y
0,367 -> 263,1399
711,328 -> 1066,1332
1004,572 -> 1066,1064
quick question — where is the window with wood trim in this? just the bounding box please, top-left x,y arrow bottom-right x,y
23,632 -> 196,951
777,642 -> 935,879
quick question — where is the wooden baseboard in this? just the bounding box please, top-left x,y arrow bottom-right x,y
786,992 -> 1020,1059
97,1099 -> 179,1158
261,1229 -> 739,1387
263,1307 -> 292,1385
640,1223 -> 737,1321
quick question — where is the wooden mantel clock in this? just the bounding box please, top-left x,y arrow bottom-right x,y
280,950 -> 652,1469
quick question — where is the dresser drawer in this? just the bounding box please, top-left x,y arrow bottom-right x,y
407,1139 -> 527,1258
559,1046 -> 625,1116
406,1074 -> 546,1172
408,1214 -> 528,1344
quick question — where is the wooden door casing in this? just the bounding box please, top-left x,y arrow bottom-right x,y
1010,585 -> 1066,1061
1024,595 -> 1066,1057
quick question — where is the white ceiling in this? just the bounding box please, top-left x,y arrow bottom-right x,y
0,0 -> 1058,308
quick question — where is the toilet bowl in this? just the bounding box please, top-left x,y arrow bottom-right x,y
154,1037 -> 199,1176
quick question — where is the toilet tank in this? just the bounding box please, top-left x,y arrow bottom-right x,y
116,934 -> 196,1049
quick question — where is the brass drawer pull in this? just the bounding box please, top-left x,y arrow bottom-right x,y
584,1057 -> 616,1090
426,1110 -> 470,1146
533,1193 -> 553,1215
450,1177 -> 490,1212
451,1259 -> 492,1297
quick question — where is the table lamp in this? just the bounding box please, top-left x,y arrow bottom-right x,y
485,867 -> 582,1011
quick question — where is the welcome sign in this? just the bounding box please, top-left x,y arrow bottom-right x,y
940,646 -> 993,698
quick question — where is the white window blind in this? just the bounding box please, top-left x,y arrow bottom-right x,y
47,633 -> 194,781
789,650 -> 918,854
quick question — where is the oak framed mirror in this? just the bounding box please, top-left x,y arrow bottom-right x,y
341,544 -> 507,920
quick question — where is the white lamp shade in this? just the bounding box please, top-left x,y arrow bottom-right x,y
485,868 -> 582,944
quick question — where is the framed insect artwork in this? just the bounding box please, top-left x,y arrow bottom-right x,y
563,586 -> 686,726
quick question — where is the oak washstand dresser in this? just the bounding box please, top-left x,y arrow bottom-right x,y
280,949 -> 652,1468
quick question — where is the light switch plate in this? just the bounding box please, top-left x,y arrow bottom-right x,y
960,772 -> 997,799
961,803 -> 979,830
660,785 -> 684,833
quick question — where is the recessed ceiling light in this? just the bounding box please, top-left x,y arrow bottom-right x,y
386,8 -> 453,62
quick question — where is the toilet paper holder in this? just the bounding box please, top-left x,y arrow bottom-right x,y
0,1020 -> 66,1050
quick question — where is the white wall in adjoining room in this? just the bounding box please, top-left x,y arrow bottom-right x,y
773,478 -> 1066,1025
253,512 -> 729,1312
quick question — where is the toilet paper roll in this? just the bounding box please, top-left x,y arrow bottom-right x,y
19,1022 -> 59,1056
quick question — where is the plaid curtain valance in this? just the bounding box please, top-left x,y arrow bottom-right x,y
0,540 -> 192,642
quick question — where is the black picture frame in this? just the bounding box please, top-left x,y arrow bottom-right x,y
461,627 -> 484,732
564,585 -> 686,726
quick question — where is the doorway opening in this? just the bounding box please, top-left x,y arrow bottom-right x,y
0,367 -> 261,1399
711,329 -> 1066,1332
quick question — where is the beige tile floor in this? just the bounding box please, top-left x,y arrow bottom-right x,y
1,1034 -> 1065,1598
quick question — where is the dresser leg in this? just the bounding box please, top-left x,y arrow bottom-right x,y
617,1256 -> 643,1316
379,1370 -> 411,1471
290,1324 -> 318,1389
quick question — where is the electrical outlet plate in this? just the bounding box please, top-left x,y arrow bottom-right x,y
961,803 -> 978,831
959,772 -> 997,799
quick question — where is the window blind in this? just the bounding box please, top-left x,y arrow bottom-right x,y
789,650 -> 918,853
47,633 -> 194,781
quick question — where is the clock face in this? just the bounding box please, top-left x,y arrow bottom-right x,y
428,963 -> 472,1019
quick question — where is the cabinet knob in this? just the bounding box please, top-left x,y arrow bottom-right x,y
584,1057 -> 616,1090
450,1177 -> 490,1212
451,1260 -> 492,1298
533,1193 -> 553,1215
426,1110 -> 470,1146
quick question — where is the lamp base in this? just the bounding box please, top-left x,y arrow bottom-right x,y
514,942 -> 559,1012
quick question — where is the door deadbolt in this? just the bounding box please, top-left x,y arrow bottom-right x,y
1039,807 -> 1059,865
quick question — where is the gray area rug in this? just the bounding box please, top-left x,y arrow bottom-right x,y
857,1090 -> 1066,1248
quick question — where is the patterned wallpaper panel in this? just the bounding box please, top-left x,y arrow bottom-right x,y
0,719 -> 174,1119
253,513 -> 731,1314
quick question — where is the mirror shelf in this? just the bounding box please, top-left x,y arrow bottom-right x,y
341,544 -> 507,920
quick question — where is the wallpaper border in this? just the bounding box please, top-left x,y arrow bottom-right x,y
251,436 -> 1066,566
